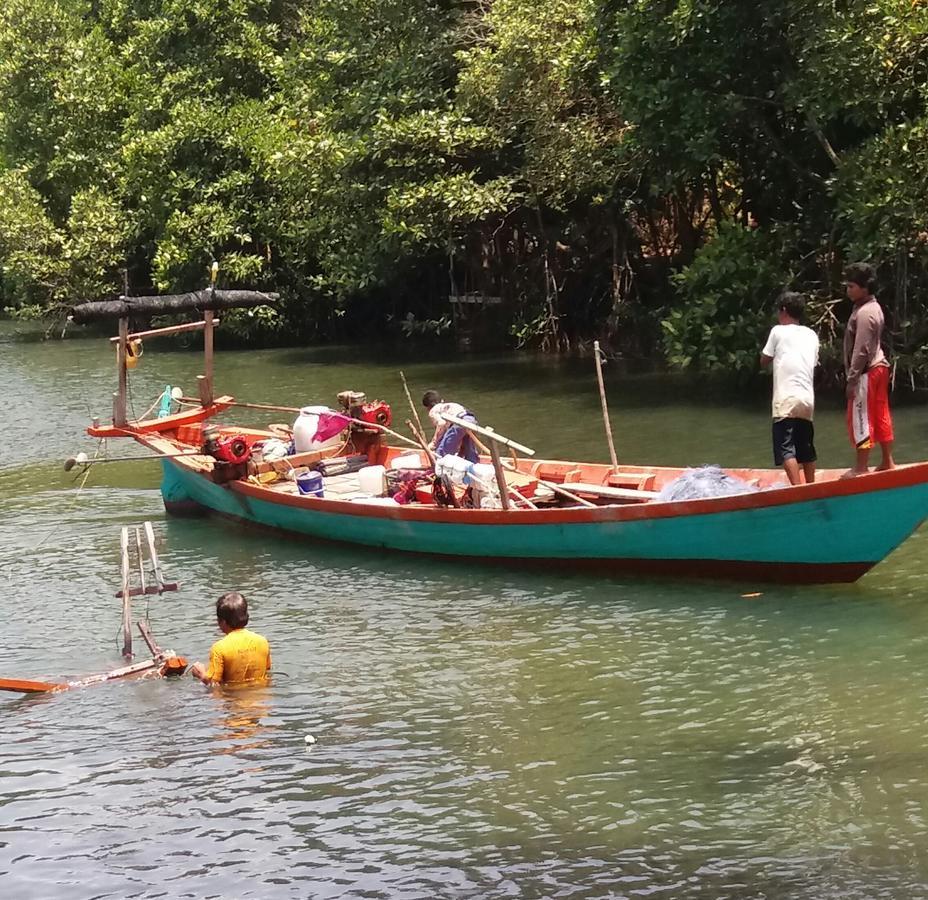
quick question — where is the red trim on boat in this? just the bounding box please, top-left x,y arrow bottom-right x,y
223,461 -> 928,526
88,397 -> 234,438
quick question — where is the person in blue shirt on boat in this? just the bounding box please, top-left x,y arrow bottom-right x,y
760,292 -> 820,486
422,390 -> 480,463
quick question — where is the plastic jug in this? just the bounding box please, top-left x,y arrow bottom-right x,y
392,452 -> 423,469
293,405 -> 344,453
358,465 -> 386,496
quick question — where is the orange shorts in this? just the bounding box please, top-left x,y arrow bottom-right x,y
847,365 -> 894,449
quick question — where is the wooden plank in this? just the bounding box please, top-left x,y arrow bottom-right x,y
137,621 -> 162,656
108,319 -> 218,342
436,413 -> 535,457
87,397 -> 235,438
120,526 -> 132,658
565,482 -> 660,501
0,678 -> 65,693
74,657 -> 164,686
203,309 -> 215,406
0,653 -> 188,694
112,583 -> 179,599
501,461 -> 597,508
196,374 -> 210,406
134,526 -> 146,597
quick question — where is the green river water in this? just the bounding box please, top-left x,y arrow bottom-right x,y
3,324 -> 928,899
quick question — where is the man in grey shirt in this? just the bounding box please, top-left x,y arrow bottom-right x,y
843,262 -> 894,476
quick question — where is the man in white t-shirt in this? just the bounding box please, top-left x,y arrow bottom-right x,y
422,390 -> 479,462
760,292 -> 820,485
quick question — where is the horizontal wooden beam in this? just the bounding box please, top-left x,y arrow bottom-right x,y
112,582 -> 179,598
108,319 -> 219,343
436,412 -> 536,457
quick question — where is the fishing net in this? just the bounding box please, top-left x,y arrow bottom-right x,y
657,465 -> 759,502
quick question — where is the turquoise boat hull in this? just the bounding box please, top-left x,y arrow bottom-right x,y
160,458 -> 928,583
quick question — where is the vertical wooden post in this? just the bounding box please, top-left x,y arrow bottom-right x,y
134,527 -> 146,597
120,526 -> 132,658
485,428 -> 511,511
115,316 -> 129,427
593,340 -> 618,473
144,521 -> 166,591
202,308 -> 214,406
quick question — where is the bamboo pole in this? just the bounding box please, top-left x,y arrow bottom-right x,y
120,527 -> 132,658
405,419 -> 436,466
400,371 -> 426,438
593,341 -> 618,472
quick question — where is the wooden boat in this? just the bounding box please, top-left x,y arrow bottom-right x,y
70,291 -> 928,585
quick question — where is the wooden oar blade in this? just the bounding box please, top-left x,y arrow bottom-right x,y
0,677 -> 65,694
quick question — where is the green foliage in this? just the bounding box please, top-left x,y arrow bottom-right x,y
663,224 -> 793,373
1,0 -> 928,376
0,169 -> 67,307
66,188 -> 130,299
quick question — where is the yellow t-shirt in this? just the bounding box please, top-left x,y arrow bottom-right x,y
205,628 -> 271,685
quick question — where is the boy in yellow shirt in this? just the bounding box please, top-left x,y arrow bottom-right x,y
191,592 -> 271,685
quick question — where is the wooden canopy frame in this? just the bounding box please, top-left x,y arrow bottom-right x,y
70,282 -> 278,427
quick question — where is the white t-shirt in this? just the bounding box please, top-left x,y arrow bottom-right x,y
762,324 -> 819,420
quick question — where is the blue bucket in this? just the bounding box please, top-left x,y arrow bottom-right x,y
296,469 -> 324,498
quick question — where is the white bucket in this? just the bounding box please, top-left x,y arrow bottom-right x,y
358,464 -> 386,496
392,452 -> 423,469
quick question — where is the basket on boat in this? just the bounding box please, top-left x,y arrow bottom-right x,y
385,467 -> 432,494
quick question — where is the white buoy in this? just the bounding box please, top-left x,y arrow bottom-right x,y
75,452 -> 89,464
305,734 -> 316,745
